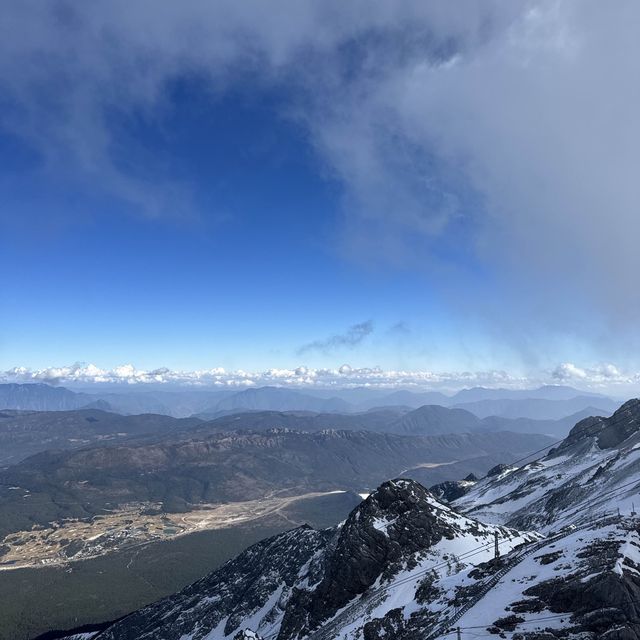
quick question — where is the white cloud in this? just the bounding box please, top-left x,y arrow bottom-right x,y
551,362 -> 637,388
2,1 -> 640,360
3,361 -> 638,393
290,0 -> 640,352
552,362 -> 588,380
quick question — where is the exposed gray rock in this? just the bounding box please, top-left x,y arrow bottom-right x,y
280,479 -> 458,636
430,479 -> 475,502
487,463 -> 513,477
555,399 -> 640,454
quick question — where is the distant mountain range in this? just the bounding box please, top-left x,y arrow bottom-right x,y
0,383 -> 94,412
355,383 -> 609,409
453,395 -> 619,420
205,386 -> 351,415
0,401 -> 612,468
357,388 -> 451,408
0,383 -> 230,417
0,427 -> 554,539
0,409 -> 201,466
0,382 -> 619,422
449,383 -> 605,403
85,399 -> 640,640
204,404 -> 607,440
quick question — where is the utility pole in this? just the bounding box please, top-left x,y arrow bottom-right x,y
494,531 -> 500,559
456,626 -> 462,640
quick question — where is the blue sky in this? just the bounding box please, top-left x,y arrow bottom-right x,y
1,2 -> 639,392
0,77 -> 462,372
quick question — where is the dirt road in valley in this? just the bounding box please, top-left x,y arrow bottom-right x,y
0,490 -> 349,570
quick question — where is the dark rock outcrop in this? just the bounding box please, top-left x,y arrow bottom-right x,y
597,399 -> 640,449
430,479 -> 474,502
487,463 -> 513,477
556,399 -> 640,453
233,631 -> 263,640
280,479 -> 455,636
518,531 -> 640,639
363,608 -> 404,640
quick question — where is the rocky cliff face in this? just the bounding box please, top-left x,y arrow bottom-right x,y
555,399 -> 640,453
279,479 -> 488,638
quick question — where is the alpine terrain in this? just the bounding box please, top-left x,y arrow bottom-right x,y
62,399 -> 640,640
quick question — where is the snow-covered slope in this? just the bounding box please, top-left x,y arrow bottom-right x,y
68,399 -> 640,640
441,517 -> 640,638
454,399 -> 640,532
95,480 -> 537,640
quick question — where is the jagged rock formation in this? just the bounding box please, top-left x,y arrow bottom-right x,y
96,479 -> 535,640
556,398 -> 640,452
429,475 -> 477,502
487,462 -> 515,477
278,479 -> 493,637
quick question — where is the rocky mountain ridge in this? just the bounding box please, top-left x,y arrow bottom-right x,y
95,479 -> 537,640
0,409 -> 201,466
455,399 -> 640,532
75,399 -> 640,640
0,402 -> 597,468
197,404 -> 605,439
0,428 -> 553,538
0,383 -> 616,422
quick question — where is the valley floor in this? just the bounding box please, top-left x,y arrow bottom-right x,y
0,490 -> 351,571
0,490 -> 361,640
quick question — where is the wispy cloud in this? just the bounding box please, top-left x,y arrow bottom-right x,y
2,2 -> 640,360
387,322 -> 411,336
297,321 -> 374,355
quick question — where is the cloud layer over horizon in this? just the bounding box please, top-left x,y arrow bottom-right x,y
3,361 -> 639,395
